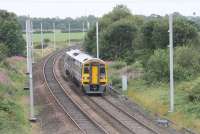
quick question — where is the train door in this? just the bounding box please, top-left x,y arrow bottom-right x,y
91,65 -> 98,84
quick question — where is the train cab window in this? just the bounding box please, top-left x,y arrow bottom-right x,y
100,65 -> 105,74
84,66 -> 90,73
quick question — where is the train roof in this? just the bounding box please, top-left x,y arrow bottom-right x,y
66,49 -> 105,64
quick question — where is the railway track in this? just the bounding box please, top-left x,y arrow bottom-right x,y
89,96 -> 159,134
42,49 -> 177,134
43,52 -> 107,134
58,51 -> 175,134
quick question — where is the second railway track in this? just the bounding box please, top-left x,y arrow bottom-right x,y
89,96 -> 159,134
42,49 -> 177,134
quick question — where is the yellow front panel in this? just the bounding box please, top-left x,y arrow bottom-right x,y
92,66 -> 98,84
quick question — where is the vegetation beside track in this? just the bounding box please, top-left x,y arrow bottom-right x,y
87,5 -> 200,133
109,62 -> 200,133
0,57 -> 30,134
0,10 -> 30,134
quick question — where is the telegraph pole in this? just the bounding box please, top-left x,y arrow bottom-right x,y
87,21 -> 90,30
53,23 -> 56,49
26,18 -> 36,122
96,21 -> 99,58
31,21 -> 35,63
40,23 -> 44,57
68,23 -> 70,46
82,22 -> 85,41
26,20 -> 29,74
169,14 -> 174,112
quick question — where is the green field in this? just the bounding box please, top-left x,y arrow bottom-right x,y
24,31 -> 85,43
23,31 -> 85,62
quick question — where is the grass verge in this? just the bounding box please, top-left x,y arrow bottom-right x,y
109,61 -> 200,133
0,57 -> 30,134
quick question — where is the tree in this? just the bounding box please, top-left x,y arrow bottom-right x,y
144,46 -> 200,83
18,15 -> 97,32
141,16 -> 198,50
0,43 -> 8,61
173,18 -> 198,45
84,5 -> 140,62
0,10 -> 25,56
100,19 -> 137,62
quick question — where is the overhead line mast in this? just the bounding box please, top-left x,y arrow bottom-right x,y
40,23 -> 44,57
169,14 -> 174,112
96,21 -> 99,58
26,18 -> 36,122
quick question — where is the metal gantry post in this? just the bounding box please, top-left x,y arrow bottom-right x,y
26,18 -> 36,122
53,23 -> 56,50
31,21 -> 35,63
68,23 -> 70,46
40,23 -> 44,57
87,21 -> 90,30
82,22 -> 85,42
169,14 -> 174,112
26,20 -> 29,74
96,21 -> 99,58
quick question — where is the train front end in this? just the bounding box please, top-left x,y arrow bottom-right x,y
81,59 -> 108,94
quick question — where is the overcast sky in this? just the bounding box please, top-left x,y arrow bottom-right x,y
0,0 -> 199,18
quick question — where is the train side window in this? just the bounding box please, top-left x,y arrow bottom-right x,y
100,67 -> 105,74
84,66 -> 90,73
100,65 -> 105,74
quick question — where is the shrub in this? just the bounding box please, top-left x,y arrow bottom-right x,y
44,38 -> 50,45
144,46 -> 200,83
0,10 -> 25,56
109,61 -> 126,69
175,46 -> 200,74
188,82 -> 200,102
110,75 -> 122,91
0,44 -> 8,61
144,49 -> 169,82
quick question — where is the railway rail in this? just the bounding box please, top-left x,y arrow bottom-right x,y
43,51 -> 107,134
42,48 -> 178,134
89,96 -> 159,134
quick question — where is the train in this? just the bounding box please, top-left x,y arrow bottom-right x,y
64,49 -> 108,94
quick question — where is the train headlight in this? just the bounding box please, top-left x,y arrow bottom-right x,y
83,76 -> 89,80
100,75 -> 105,79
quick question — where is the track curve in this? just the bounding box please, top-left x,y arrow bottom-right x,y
43,51 -> 107,134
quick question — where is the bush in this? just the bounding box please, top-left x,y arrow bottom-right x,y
0,10 -> 25,56
144,49 -> 169,82
144,46 -> 200,83
0,44 -> 8,61
44,38 -> 50,45
175,46 -> 200,73
188,82 -> 200,102
110,75 -> 122,91
109,61 -> 126,69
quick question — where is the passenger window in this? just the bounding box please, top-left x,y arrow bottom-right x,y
100,67 -> 105,74
84,66 -> 90,73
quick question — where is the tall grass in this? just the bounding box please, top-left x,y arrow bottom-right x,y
0,58 -> 30,134
127,79 -> 200,133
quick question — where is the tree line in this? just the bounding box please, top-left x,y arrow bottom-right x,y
0,10 -> 97,61
0,10 -> 25,61
18,15 -> 97,32
84,5 -> 200,81
84,5 -> 200,102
